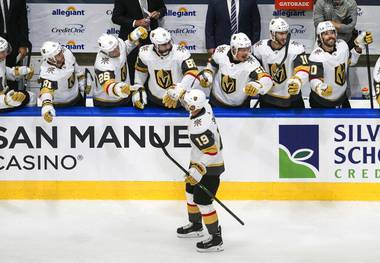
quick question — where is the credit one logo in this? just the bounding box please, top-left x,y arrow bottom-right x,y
289,24 -> 306,35
51,24 -> 85,34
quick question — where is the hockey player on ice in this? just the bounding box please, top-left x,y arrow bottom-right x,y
177,89 -> 224,253
308,21 -> 372,108
134,27 -> 210,109
253,18 -> 309,108
0,37 -> 35,112
204,32 -> 273,107
94,27 -> 148,108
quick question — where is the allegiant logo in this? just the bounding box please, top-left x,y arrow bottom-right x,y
166,7 -> 196,18
52,6 -> 85,17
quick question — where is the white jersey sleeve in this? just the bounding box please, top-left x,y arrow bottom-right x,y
134,45 -> 149,88
374,57 -> 380,100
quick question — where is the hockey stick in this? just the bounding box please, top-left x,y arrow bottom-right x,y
153,133 -> 245,226
84,68 -> 94,106
365,44 -> 374,109
253,33 -> 292,109
17,42 -> 33,92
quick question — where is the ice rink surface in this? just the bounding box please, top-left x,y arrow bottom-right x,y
1,200 -> 380,263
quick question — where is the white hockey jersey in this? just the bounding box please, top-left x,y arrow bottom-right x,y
253,39 -> 309,105
208,45 -> 272,107
0,59 -> 17,92
0,60 -> 30,109
135,44 -> 199,106
373,57 -> 380,100
309,39 -> 360,106
39,47 -> 83,105
188,103 -> 224,175
94,38 -> 136,103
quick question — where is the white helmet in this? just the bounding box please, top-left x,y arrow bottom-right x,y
316,21 -> 336,44
269,18 -> 289,41
150,27 -> 172,56
183,89 -> 207,112
230,33 -> 252,59
317,21 -> 336,36
40,41 -> 62,62
97,34 -> 119,54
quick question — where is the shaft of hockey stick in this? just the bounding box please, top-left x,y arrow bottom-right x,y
365,44 -> 374,109
153,133 -> 245,226
253,33 -> 292,109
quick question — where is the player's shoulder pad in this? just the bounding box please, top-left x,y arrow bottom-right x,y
138,44 -> 154,61
252,39 -> 269,54
289,40 -> 305,55
39,60 -> 60,80
336,39 -> 349,52
213,44 -> 230,61
94,52 -> 115,72
189,104 -> 214,134
309,47 -> 325,62
173,44 -> 191,61
246,55 -> 261,68
62,46 -> 76,65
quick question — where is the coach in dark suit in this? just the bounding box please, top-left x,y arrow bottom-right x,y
205,0 -> 261,55
112,0 -> 166,84
0,0 -> 29,68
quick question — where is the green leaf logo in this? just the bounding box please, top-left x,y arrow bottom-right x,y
292,149 -> 314,161
279,145 -> 317,179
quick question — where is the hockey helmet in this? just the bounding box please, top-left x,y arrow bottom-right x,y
269,18 -> 289,41
183,89 -> 207,112
40,41 -> 62,63
150,27 -> 172,56
317,21 -> 336,36
97,34 -> 119,55
230,33 -> 252,59
316,21 -> 336,44
0,37 -> 11,60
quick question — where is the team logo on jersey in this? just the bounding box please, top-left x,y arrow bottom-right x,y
216,46 -> 226,53
121,64 -> 128,82
269,63 -> 287,84
194,119 -> 202,127
221,74 -> 236,94
279,125 -> 319,179
335,63 -> 346,86
155,69 -> 173,89
67,72 -> 76,89
47,67 -> 56,74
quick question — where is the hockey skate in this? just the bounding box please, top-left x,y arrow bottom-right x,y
196,226 -> 223,252
177,222 -> 204,238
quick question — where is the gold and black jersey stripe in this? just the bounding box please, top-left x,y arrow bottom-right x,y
135,56 -> 148,73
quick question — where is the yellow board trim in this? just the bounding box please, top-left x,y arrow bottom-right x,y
1,181 -> 380,201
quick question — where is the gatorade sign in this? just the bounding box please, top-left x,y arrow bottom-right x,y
275,0 -> 314,11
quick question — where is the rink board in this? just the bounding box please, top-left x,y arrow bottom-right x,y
1,107 -> 380,200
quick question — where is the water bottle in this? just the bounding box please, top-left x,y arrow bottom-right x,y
361,87 -> 370,99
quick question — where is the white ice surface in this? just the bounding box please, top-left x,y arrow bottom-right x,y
1,201 -> 380,263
